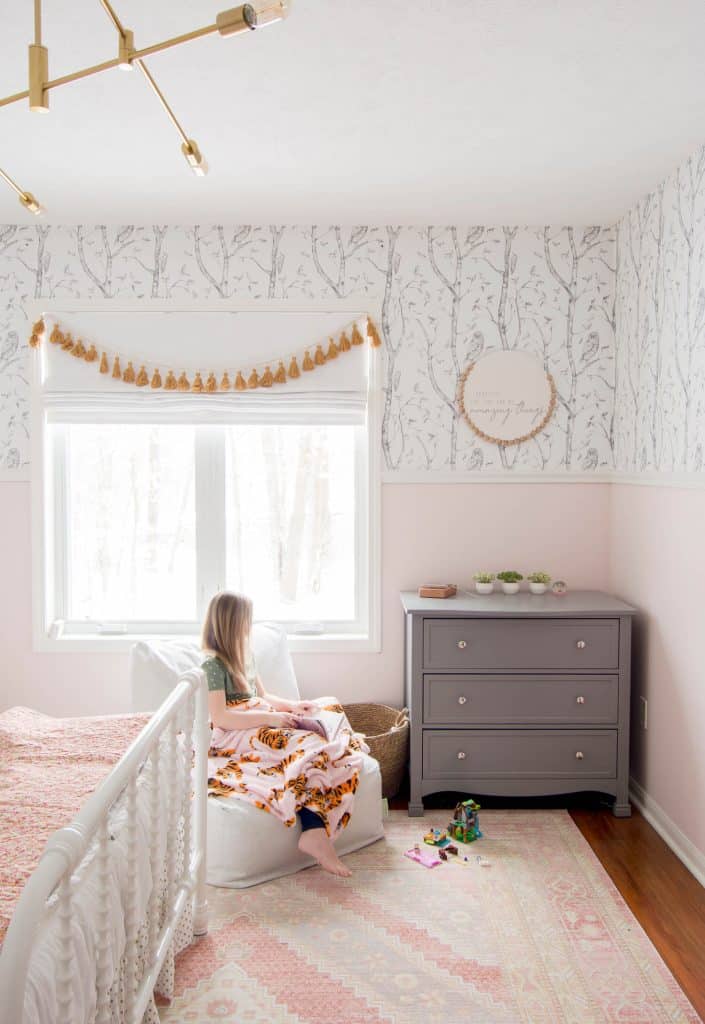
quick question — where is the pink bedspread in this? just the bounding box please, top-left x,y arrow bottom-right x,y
0,706 -> 149,944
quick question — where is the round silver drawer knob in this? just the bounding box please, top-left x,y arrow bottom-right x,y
576,696 -> 585,705
458,696 -> 467,705
457,751 -> 466,760
457,640 -> 467,649
575,751 -> 584,760
576,640 -> 586,649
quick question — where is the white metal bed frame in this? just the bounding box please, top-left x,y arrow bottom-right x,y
0,668 -> 209,1024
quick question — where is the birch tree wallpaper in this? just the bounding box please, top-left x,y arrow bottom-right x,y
0,224 -> 616,476
615,142 -> 705,474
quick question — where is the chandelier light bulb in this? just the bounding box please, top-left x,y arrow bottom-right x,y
245,0 -> 291,28
19,191 -> 43,215
182,140 -> 208,177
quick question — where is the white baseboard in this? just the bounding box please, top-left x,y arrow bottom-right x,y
630,777 -> 705,888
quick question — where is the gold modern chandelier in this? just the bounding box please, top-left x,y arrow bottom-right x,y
0,0 -> 290,215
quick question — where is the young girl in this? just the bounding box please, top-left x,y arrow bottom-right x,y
202,590 -> 356,877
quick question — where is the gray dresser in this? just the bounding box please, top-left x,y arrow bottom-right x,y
401,590 -> 636,817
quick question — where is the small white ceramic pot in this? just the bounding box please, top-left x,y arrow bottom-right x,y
501,581 -> 520,594
529,582 -> 547,595
475,581 -> 494,595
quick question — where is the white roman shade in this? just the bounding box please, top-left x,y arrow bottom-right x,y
38,308 -> 372,425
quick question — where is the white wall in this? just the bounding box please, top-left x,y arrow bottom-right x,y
612,142 -> 705,866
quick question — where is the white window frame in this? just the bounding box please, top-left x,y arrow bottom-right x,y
29,301 -> 381,654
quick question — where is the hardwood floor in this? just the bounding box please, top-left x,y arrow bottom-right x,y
391,790 -> 705,1019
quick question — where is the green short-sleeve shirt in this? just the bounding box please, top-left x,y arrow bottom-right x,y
202,652 -> 257,705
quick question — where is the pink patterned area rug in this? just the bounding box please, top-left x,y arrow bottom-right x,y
160,810 -> 701,1023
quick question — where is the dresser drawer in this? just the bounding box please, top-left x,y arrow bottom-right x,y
423,618 -> 619,671
423,729 -> 617,779
423,675 -> 619,725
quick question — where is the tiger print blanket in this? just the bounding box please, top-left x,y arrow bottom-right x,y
207,699 -> 368,837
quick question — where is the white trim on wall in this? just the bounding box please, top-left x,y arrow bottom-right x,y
630,778 -> 705,889
611,472 -> 705,491
381,471 -> 615,485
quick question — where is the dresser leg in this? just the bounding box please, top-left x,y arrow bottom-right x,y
408,802 -> 425,817
612,800 -> 632,818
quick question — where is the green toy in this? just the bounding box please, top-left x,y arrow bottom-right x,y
448,798 -> 482,843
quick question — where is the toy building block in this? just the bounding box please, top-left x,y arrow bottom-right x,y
423,827 -> 449,846
448,797 -> 483,843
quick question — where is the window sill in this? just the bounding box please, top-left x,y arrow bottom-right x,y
32,630 -> 381,656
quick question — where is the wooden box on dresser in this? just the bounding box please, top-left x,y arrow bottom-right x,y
401,590 -> 636,818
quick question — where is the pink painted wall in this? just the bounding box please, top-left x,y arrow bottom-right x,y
609,483 -> 705,856
0,480 -> 612,716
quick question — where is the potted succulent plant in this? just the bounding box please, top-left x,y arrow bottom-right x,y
527,571 -> 551,595
497,570 -> 523,594
472,572 -> 495,595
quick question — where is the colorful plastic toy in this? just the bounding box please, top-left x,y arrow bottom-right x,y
423,827 -> 448,847
404,846 -> 442,868
448,798 -> 483,843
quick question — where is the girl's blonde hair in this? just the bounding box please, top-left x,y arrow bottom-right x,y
201,591 -> 253,686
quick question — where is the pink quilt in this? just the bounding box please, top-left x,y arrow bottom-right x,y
0,706 -> 149,944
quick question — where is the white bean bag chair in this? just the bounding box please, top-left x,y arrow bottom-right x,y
129,631 -> 385,887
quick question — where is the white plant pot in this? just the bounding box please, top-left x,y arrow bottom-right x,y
501,582 -> 520,594
474,582 -> 494,595
529,582 -> 547,594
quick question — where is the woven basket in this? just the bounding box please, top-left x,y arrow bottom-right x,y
343,702 -> 410,799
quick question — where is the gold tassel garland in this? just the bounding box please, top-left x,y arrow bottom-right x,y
28,318 -> 45,348
27,315 -> 383,395
367,317 -> 382,347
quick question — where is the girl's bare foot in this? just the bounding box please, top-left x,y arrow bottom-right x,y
298,829 -> 352,877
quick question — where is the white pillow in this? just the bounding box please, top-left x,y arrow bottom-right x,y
129,623 -> 300,712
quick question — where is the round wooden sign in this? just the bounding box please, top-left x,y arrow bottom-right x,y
458,349 -> 556,446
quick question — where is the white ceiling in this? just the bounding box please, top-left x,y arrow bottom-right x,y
1,0 -> 705,225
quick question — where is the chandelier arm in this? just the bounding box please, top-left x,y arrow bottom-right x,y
0,19 -> 223,109
98,0 -> 127,39
134,60 -> 191,148
0,165 -> 24,197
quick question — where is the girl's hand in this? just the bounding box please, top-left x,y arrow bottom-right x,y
264,711 -> 298,729
296,701 -> 319,714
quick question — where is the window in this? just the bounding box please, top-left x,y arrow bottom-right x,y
33,306 -> 380,652
44,417 -> 375,648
